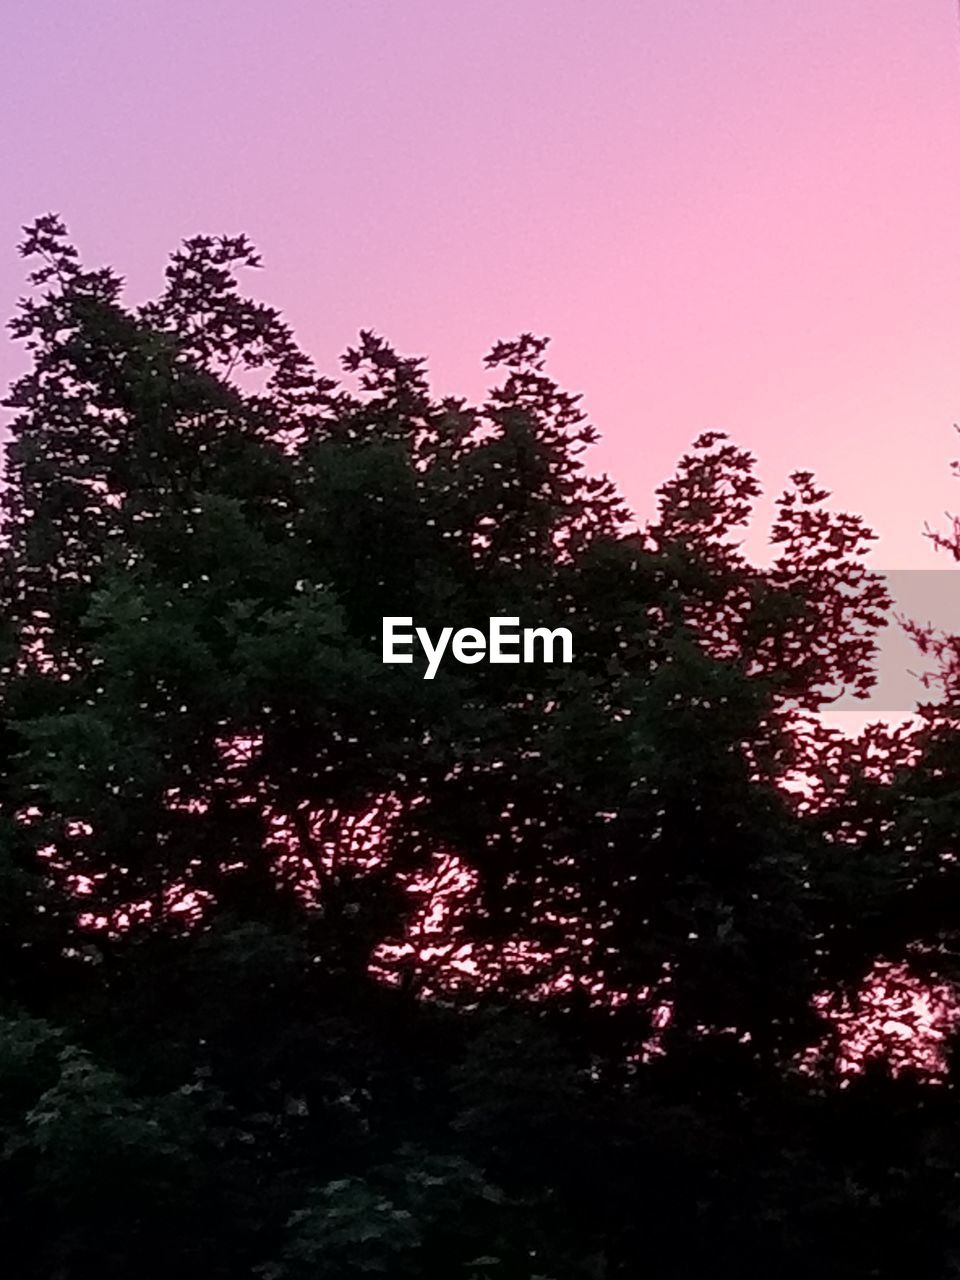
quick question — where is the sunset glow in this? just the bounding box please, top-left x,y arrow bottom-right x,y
3,1 -> 960,565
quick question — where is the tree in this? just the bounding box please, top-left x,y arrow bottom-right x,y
0,216 -> 956,1278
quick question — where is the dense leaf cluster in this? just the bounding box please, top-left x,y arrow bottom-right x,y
1,217 -> 960,1277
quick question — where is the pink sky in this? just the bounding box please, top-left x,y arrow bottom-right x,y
2,0 -> 960,569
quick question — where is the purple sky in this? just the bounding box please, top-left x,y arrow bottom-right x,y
3,0 -> 960,568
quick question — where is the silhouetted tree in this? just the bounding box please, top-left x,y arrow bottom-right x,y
0,216 -> 957,1279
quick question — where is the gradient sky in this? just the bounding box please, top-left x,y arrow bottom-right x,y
2,0 -> 960,571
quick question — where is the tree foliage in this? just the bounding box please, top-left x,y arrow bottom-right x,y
1,216 -> 959,1277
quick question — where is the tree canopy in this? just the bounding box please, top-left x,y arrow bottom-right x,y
1,216 -> 960,1278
